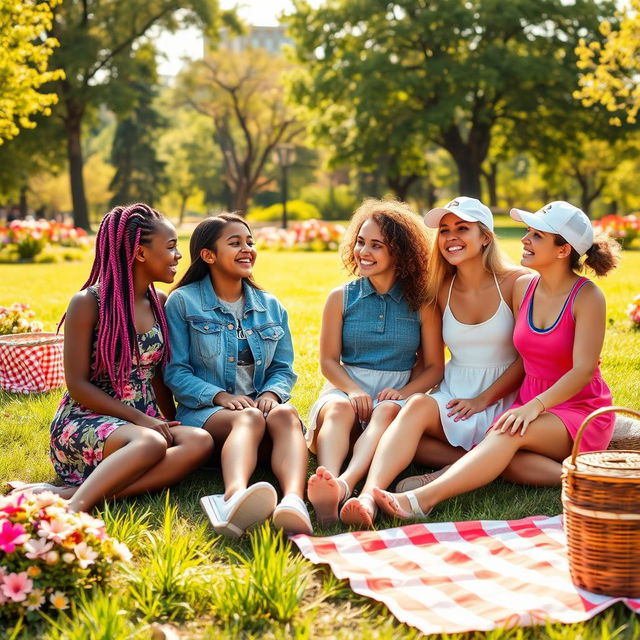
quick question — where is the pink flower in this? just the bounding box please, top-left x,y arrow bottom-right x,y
0,571 -> 33,602
38,516 -> 74,543
24,537 -> 54,559
146,405 -> 158,417
96,422 -> 117,440
60,423 -> 78,444
121,383 -> 136,401
82,447 -> 100,466
0,520 -> 28,552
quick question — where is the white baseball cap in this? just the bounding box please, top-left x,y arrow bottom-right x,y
510,201 -> 594,256
424,196 -> 494,231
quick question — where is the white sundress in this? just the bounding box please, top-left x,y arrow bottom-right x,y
430,272 -> 518,450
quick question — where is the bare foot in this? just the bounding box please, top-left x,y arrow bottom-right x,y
372,488 -> 412,519
307,466 -> 349,526
340,494 -> 377,528
8,481 -> 77,500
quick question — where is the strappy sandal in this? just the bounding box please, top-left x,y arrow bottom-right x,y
339,493 -> 378,528
373,488 -> 432,521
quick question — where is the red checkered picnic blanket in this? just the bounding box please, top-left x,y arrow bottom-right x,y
0,333 -> 65,393
291,515 -> 640,634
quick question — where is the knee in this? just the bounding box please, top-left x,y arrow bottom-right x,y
233,407 -> 266,431
324,398 -> 355,420
138,429 -> 168,460
405,394 -> 431,412
184,428 -> 214,455
372,402 -> 401,423
266,404 -> 302,433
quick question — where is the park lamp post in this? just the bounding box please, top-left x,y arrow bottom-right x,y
275,143 -> 296,229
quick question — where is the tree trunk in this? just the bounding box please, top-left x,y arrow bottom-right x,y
484,161 -> 498,207
19,185 -> 28,217
441,124 -> 489,200
387,174 -> 418,201
178,194 -> 189,227
64,105 -> 91,231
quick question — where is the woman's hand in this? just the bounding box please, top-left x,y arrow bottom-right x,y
446,396 -> 487,422
213,392 -> 257,411
256,392 -> 280,416
494,400 -> 544,436
347,389 -> 373,423
137,415 -> 180,445
376,388 -> 404,402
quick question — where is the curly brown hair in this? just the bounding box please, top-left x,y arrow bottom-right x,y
341,199 -> 431,311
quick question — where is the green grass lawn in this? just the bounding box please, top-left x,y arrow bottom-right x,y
1,221 -> 639,638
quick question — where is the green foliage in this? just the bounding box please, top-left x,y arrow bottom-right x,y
300,184 -> 359,220
288,0 -> 617,197
247,200 -> 320,222
124,494 -> 218,621
211,524 -> 314,631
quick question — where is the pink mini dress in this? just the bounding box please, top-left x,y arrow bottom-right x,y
509,275 -> 614,452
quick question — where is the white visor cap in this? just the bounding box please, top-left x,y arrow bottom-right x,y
510,201 -> 594,256
424,196 -> 494,231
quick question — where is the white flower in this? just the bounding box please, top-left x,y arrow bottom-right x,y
74,541 -> 99,568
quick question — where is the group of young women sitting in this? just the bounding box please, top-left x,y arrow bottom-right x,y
12,195 -> 620,538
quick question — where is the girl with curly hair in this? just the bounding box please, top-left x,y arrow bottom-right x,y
343,196 -> 526,527
306,199 -> 444,527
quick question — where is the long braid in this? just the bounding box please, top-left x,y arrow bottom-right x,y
60,203 -> 169,397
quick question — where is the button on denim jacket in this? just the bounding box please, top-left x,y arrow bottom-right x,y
164,277 -> 297,409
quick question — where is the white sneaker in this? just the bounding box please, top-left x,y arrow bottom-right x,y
272,494 -> 313,535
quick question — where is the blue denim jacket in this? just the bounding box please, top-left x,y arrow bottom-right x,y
164,277 -> 297,410
341,278 -> 420,371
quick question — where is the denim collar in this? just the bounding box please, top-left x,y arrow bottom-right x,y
199,277 -> 266,313
360,277 -> 403,302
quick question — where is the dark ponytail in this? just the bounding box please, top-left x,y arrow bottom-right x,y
173,213 -> 262,291
555,231 -> 620,276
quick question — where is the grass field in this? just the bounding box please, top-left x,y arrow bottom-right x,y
1,217 -> 639,638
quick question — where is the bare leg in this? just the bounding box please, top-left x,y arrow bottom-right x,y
414,435 -> 465,468
314,399 -> 357,475
339,402 -> 401,492
501,451 -> 564,486
68,425 -> 170,512
361,395 -> 444,495
375,414 -> 572,516
266,405 -> 307,497
203,408 -> 266,499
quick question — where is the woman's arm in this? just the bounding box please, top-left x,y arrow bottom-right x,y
496,282 -> 606,435
396,303 -> 445,397
63,292 -> 168,431
319,286 -> 372,421
163,292 -> 226,408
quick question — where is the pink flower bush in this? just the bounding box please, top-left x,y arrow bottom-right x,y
627,294 -> 640,328
255,220 -> 346,251
0,491 -> 130,620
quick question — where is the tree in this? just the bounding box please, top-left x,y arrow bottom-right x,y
44,0 -> 234,230
575,0 -> 640,125
0,0 -> 63,143
109,47 -> 168,208
177,48 -> 304,212
288,0 -> 615,199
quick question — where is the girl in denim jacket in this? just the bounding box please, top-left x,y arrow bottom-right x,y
306,199 -> 444,527
164,214 -> 311,537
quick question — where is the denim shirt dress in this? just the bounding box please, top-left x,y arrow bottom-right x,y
164,277 -> 297,428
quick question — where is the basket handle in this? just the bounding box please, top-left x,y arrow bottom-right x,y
570,405 -> 640,466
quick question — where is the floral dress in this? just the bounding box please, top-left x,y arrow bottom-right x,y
49,289 -> 164,486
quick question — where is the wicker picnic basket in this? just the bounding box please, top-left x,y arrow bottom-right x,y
561,406 -> 640,597
0,332 -> 65,393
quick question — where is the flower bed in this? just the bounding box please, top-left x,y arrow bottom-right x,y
255,220 -> 346,251
627,294 -> 640,328
592,214 -> 640,248
0,219 -> 90,262
0,491 -> 130,619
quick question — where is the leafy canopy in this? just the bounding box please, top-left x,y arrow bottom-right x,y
0,0 -> 64,143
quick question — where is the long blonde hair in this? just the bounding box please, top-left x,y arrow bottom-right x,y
425,222 -> 512,304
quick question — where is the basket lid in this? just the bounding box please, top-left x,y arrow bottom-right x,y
573,450 -> 640,478
0,332 -> 63,347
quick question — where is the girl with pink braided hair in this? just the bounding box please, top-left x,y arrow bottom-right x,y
15,204 -> 213,512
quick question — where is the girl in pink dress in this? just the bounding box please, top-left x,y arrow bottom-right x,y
373,201 -> 620,521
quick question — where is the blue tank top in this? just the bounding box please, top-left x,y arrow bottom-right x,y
341,278 -> 420,371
